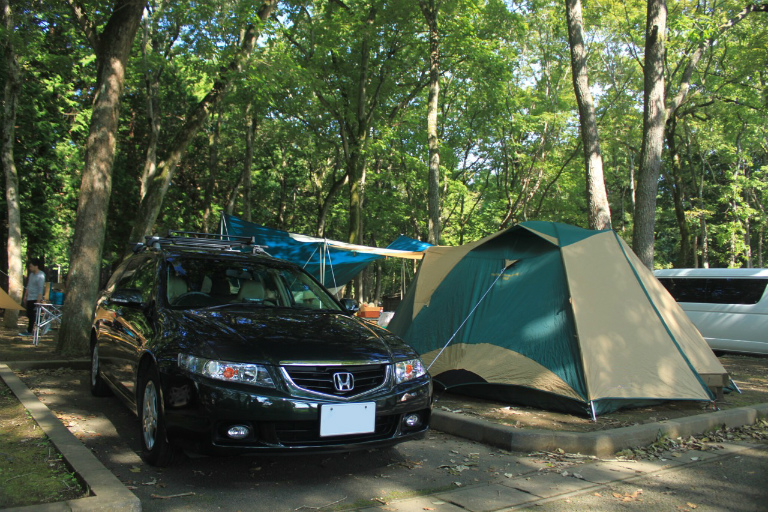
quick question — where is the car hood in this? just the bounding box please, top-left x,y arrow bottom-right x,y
167,307 -> 418,365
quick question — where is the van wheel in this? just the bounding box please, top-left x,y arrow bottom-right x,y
138,365 -> 174,467
90,344 -> 112,397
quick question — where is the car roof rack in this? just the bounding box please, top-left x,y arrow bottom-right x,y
133,231 -> 270,255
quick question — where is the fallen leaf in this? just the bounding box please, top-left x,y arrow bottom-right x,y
150,492 -> 195,499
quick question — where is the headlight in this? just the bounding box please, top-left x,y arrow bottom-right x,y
394,359 -> 426,384
178,354 -> 275,388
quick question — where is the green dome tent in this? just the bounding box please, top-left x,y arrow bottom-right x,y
388,221 -> 729,418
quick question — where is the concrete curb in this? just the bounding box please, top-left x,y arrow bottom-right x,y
433,403 -> 768,457
0,362 -> 140,512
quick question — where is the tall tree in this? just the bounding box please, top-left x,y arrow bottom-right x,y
282,0 -> 426,296
57,0 -> 145,356
663,3 -> 768,266
128,0 -> 277,244
565,0 -> 611,230
420,0 -> 441,244
633,0 -> 666,269
1,0 -> 23,327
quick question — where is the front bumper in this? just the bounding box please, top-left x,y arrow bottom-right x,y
161,373 -> 432,454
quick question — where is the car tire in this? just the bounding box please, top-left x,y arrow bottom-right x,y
90,343 -> 112,397
138,365 -> 174,467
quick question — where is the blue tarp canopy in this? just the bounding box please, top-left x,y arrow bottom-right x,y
220,214 -> 430,290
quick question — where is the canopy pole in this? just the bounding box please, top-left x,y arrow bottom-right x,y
400,260 -> 406,298
220,213 -> 228,236
427,262 -> 513,372
326,241 -> 339,291
319,241 -> 325,286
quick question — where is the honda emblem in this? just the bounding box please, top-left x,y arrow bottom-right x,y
333,372 -> 355,392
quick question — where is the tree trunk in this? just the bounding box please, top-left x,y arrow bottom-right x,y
632,0 -> 666,269
202,111 -> 222,232
316,173 -> 347,237
664,116 -> 691,267
241,106 -> 256,222
139,15 -> 161,202
698,165 -> 709,268
2,0 -> 23,327
346,7 -> 378,300
565,0 -> 611,231
420,0 -> 441,244
57,0 -> 144,356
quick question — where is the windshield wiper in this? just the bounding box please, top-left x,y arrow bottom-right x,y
202,302 -> 276,310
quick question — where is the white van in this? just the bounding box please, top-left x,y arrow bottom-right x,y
653,268 -> 768,355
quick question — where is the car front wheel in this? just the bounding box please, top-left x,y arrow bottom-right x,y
138,365 -> 174,467
90,343 -> 112,397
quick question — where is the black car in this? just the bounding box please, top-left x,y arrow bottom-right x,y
90,232 -> 432,466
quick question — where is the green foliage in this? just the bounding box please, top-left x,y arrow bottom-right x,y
3,0 -> 767,300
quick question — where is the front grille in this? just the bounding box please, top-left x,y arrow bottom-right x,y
283,364 -> 387,397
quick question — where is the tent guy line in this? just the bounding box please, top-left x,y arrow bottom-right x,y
427,260 -> 516,373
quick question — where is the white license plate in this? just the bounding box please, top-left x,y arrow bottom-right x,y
320,402 -> 376,437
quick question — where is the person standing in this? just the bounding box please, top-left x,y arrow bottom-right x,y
20,258 -> 46,336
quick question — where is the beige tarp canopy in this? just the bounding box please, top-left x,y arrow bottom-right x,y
0,287 -> 25,310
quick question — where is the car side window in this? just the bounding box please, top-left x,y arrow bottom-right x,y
131,258 -> 157,303
113,257 -> 156,304
659,277 -> 768,305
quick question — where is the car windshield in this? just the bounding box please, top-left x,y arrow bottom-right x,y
165,256 -> 342,311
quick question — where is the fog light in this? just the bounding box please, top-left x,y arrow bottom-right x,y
226,425 -> 251,439
403,413 -> 422,428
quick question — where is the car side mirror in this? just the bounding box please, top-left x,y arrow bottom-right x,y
340,298 -> 359,313
110,288 -> 145,307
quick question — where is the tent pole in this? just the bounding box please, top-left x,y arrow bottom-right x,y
589,401 -> 597,422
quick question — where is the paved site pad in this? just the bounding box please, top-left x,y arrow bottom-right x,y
2,360 -> 767,512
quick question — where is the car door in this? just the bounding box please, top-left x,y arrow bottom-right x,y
96,257 -> 145,387
104,256 -> 157,401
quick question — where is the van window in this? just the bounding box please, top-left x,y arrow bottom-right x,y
658,277 -> 768,305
